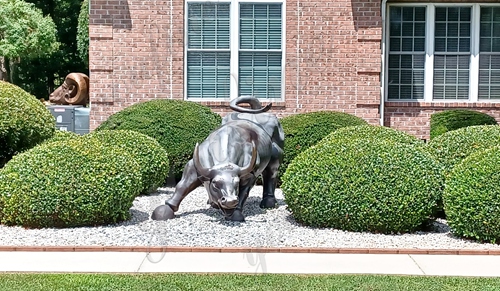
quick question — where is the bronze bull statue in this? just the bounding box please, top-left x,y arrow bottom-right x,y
49,73 -> 89,106
152,96 -> 284,222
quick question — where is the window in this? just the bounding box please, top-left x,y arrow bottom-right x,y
433,7 -> 471,100
479,7 -> 500,100
186,1 -> 284,100
386,4 -> 500,101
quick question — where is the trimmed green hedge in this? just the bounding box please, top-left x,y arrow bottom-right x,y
426,125 -> 500,176
0,138 -> 141,228
96,99 -> 221,180
0,81 -> 55,167
430,109 -> 497,140
279,111 -> 367,183
42,130 -> 79,144
444,146 -> 500,243
322,125 -> 423,146
84,130 -> 170,195
282,139 -> 443,233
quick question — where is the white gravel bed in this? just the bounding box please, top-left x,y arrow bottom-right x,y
0,186 -> 499,250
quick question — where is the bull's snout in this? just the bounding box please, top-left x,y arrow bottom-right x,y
219,196 -> 238,209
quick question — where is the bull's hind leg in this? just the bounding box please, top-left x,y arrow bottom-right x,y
151,160 -> 201,220
260,167 -> 278,208
260,144 -> 282,209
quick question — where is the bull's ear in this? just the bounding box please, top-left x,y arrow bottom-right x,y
198,175 -> 210,182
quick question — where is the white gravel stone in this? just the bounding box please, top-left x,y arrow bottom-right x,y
0,186 -> 499,250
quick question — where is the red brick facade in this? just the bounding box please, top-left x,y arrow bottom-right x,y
89,0 -> 500,140
385,102 -> 500,139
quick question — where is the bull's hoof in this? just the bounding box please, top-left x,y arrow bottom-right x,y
225,209 -> 245,222
260,196 -> 277,209
151,205 -> 175,220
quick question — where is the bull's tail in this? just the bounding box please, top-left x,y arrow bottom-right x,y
229,96 -> 272,114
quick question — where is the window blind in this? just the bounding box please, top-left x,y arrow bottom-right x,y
239,4 -> 282,99
187,3 -> 230,98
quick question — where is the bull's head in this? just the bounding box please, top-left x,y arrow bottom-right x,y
193,142 -> 257,209
49,73 -> 89,106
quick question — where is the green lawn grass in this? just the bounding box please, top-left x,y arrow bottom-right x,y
1,274 -> 500,291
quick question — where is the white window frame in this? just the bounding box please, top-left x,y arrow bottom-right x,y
384,3 -> 500,102
184,0 -> 286,102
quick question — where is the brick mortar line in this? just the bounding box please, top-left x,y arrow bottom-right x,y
0,246 -> 497,255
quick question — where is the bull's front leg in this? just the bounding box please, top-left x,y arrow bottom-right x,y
223,175 -> 256,222
151,160 -> 201,220
260,144 -> 282,209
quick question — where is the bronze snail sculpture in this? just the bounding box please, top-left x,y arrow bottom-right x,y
48,73 -> 89,106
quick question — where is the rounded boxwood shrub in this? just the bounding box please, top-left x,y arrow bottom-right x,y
443,146 -> 500,243
430,109 -> 497,139
282,139 -> 443,233
0,138 -> 142,228
322,125 -> 423,146
279,111 -> 367,182
0,81 -> 55,167
84,130 -> 170,195
96,99 -> 221,180
42,130 -> 79,144
426,125 -> 500,176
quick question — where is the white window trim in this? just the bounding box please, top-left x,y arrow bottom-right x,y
184,0 -> 286,102
469,4 -> 481,102
384,3 -> 500,103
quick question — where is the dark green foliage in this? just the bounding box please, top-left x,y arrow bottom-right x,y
282,139 -> 443,233
0,81 -> 55,167
77,0 -> 89,66
12,0 -> 88,99
96,99 -> 222,180
84,130 -> 170,195
278,111 -> 367,183
444,146 -> 500,244
426,125 -> 500,176
322,125 -> 423,146
430,109 -> 497,139
0,0 -> 59,83
0,138 -> 142,228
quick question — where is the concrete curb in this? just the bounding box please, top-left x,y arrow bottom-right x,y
0,246 -> 498,255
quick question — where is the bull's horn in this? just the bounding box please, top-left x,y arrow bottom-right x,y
230,96 -> 272,114
193,143 -> 212,178
240,141 -> 257,176
64,73 -> 89,105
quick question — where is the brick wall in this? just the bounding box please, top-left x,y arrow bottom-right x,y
89,1 -> 500,140
89,0 -> 184,128
385,103 -> 500,141
89,0 -> 383,129
284,0 -> 382,125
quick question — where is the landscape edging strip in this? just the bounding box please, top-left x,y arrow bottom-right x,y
0,246 -> 498,255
